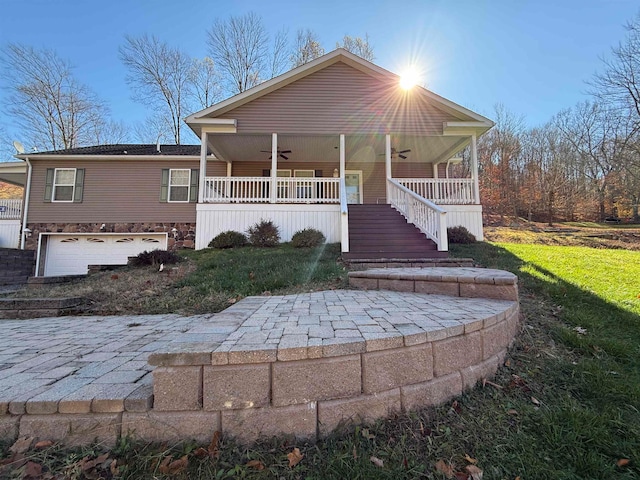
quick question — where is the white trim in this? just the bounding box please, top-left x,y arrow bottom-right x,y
20,157 -> 32,249
168,168 -> 191,203
339,134 -> 345,178
52,168 -> 76,203
16,154 -> 201,161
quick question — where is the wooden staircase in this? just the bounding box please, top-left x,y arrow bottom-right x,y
342,204 -> 448,260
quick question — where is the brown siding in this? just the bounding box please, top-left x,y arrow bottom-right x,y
393,162 -> 434,179
27,159 -> 220,223
223,62 -> 460,135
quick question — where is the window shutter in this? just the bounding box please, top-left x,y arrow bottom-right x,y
73,168 -> 85,203
314,170 -> 322,177
44,168 -> 54,202
160,169 -> 169,202
262,169 -> 270,177
189,169 -> 199,202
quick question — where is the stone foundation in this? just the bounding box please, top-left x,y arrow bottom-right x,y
25,223 -> 196,251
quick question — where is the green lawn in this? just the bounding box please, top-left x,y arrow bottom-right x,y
2,242 -> 640,479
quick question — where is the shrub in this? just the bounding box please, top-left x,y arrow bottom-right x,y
291,228 -> 326,248
208,230 -> 248,249
447,225 -> 477,244
129,249 -> 180,267
248,219 -> 280,247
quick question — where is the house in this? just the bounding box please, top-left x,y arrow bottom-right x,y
13,49 -> 493,277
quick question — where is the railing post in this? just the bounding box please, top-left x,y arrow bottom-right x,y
271,133 -> 278,203
471,133 -> 480,204
438,211 -> 448,251
199,132 -> 207,203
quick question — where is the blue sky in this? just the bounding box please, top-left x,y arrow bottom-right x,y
0,0 -> 638,149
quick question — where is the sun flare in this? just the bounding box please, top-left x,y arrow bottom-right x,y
399,66 -> 421,90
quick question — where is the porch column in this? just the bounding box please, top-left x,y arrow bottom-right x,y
271,133 -> 278,203
226,162 -> 232,177
339,134 -> 345,177
470,133 -> 480,204
198,131 -> 207,203
385,134 -> 392,203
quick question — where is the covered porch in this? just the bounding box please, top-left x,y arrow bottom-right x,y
194,128 -> 484,252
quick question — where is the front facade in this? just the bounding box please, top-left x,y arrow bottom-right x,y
15,49 -> 493,276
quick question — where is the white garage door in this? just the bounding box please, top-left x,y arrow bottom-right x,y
43,234 -> 168,276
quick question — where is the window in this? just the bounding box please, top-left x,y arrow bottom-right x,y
53,168 -> 76,202
44,168 -> 84,203
169,169 -> 190,202
160,168 -> 198,203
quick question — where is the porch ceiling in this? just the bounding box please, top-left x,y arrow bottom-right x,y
207,134 -> 469,165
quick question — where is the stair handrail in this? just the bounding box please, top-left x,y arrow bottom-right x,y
387,178 -> 448,251
339,177 -> 349,252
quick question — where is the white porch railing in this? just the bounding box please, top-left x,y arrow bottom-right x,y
387,179 -> 448,251
203,177 -> 340,203
0,199 -> 22,220
395,178 -> 475,205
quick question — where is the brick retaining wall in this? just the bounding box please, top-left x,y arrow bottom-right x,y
0,248 -> 35,285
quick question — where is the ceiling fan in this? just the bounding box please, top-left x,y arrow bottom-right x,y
260,148 -> 292,160
378,147 -> 412,159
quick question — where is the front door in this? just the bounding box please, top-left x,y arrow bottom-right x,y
344,171 -> 363,204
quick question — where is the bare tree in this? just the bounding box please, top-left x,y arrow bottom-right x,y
1,44 -> 110,151
190,57 -> 222,110
337,34 -> 375,62
591,13 -> 640,126
291,29 -> 325,67
89,120 -> 130,145
207,12 -> 269,94
119,35 -> 193,144
270,28 -> 290,78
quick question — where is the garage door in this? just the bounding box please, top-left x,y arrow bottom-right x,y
43,234 -> 168,276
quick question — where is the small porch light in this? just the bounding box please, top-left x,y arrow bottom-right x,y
23,228 -> 32,238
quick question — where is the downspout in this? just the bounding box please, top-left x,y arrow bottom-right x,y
20,157 -> 32,250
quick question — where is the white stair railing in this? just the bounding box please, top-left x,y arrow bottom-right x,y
395,178 -> 475,205
387,179 -> 448,251
339,177 -> 349,252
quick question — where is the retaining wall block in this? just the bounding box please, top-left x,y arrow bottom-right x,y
122,411 -> 221,444
203,364 -> 270,411
153,366 -> 202,412
362,344 -> 433,394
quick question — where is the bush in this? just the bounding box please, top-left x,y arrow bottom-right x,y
248,219 -> 280,247
208,230 -> 248,249
447,225 -> 477,244
129,249 -> 180,267
291,228 -> 326,248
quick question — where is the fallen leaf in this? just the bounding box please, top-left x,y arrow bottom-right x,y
287,448 -> 304,468
370,456 -> 384,468
504,359 -> 511,367
507,409 -> 519,415
246,459 -> 265,470
531,396 -> 541,406
352,445 -> 358,459
435,459 -> 455,479
464,454 -> 478,464
617,458 -> 631,467
159,455 -> 188,475
208,431 -> 221,458
9,437 -> 34,455
454,473 -> 469,480
193,447 -> 208,459
111,274 -> 119,280
110,459 -> 119,476
450,400 -> 462,414
573,326 -> 587,335
34,440 -> 54,449
23,461 -> 42,478
228,297 -> 237,304
361,428 -> 375,440
466,464 -> 484,479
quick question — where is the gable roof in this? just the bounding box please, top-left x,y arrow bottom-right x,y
186,48 -> 493,132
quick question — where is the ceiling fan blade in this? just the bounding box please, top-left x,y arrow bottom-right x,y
399,154 -> 407,159
280,154 -> 289,160
281,150 -> 292,154
260,150 -> 271,153
399,149 -> 411,154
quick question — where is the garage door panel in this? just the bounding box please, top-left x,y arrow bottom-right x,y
43,234 -> 167,276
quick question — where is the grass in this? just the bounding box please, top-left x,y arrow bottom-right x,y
2,233 -> 640,478
4,243 -> 348,315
